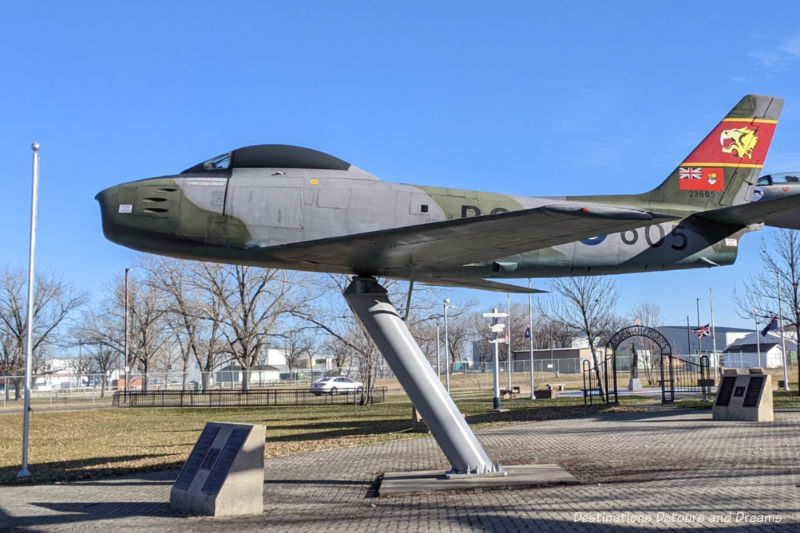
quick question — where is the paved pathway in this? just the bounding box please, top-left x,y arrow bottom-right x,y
1,408 -> 798,531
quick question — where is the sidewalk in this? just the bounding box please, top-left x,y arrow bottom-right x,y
1,408 -> 798,531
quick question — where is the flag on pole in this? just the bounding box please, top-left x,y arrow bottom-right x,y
524,326 -> 531,339
761,316 -> 778,336
693,324 -> 710,338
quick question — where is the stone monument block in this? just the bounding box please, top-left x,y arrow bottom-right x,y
170,422 -> 265,516
712,368 -> 773,422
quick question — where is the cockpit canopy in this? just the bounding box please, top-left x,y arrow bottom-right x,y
757,172 -> 800,186
181,144 -> 351,174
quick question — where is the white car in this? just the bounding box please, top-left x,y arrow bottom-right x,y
310,376 -> 364,396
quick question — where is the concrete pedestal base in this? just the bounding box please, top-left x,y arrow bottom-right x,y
628,378 -> 642,391
170,422 -> 265,517
379,464 -> 578,497
712,368 -> 773,422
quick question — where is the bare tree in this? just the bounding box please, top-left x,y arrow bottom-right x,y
630,301 -> 664,385
198,264 -> 302,391
294,274 -> 434,403
324,336 -> 350,371
548,276 -> 621,395
146,258 -> 226,391
294,274 -> 383,403
733,229 -> 800,393
0,268 -> 86,400
282,328 -> 313,380
125,277 -> 171,391
734,229 -> 800,331
70,343 -> 93,375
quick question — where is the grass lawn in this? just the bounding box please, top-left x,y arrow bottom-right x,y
0,393 -> 650,485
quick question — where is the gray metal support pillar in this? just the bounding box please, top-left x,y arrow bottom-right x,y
344,277 -> 503,476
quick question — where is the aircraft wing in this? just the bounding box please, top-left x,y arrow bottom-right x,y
696,193 -> 800,229
266,203 -> 676,274
415,276 -> 548,294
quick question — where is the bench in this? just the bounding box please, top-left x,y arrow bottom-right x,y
535,388 -> 558,399
500,386 -> 520,399
697,378 -> 715,388
581,388 -> 602,398
545,383 -> 566,392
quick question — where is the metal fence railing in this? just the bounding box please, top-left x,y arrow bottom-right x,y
465,358 -> 582,375
113,387 -> 387,408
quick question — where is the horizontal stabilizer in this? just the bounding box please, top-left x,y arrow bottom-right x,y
419,276 -> 547,293
697,193 -> 800,228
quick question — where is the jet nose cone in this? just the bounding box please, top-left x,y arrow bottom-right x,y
95,185 -> 123,242
95,177 -> 183,251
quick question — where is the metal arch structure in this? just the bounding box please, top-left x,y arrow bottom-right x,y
605,325 -> 673,404
606,325 -> 672,355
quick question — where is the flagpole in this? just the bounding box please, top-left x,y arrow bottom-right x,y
686,316 -> 691,356
777,273 -> 790,391
18,142 -> 40,480
528,279 -> 535,400
754,310 -> 761,367
709,287 -> 718,383
696,298 -> 702,355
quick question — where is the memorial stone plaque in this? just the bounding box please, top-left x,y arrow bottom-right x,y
712,369 -> 773,422
174,425 -> 219,491
743,376 -> 765,408
715,376 -> 735,407
170,422 -> 265,517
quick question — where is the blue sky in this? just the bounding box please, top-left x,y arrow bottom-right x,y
2,1 -> 800,330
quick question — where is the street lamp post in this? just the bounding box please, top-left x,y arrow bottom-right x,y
443,299 -> 457,393
124,267 -> 134,402
436,322 -> 441,379
753,310 -> 761,367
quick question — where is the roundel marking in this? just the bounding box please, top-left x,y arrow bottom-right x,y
580,235 -> 607,246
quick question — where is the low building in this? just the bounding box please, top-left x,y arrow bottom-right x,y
215,364 -> 281,386
723,331 -> 798,368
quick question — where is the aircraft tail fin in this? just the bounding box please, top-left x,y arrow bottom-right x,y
640,94 -> 783,211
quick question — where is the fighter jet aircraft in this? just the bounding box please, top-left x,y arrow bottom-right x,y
97,94 -> 794,292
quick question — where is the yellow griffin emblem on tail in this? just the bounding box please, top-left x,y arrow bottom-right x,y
720,126 -> 758,159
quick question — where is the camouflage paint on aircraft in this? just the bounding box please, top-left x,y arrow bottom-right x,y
96,94 -> 797,293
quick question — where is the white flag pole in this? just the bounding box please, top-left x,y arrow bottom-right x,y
709,287 -> 718,382
18,143 -> 40,480
777,273 -> 790,391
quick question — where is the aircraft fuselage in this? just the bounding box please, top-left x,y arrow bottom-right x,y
96,165 -> 744,284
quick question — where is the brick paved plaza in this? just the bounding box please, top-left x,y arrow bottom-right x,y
1,407 -> 798,531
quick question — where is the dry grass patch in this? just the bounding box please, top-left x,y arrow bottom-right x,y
1,394 -> 650,485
